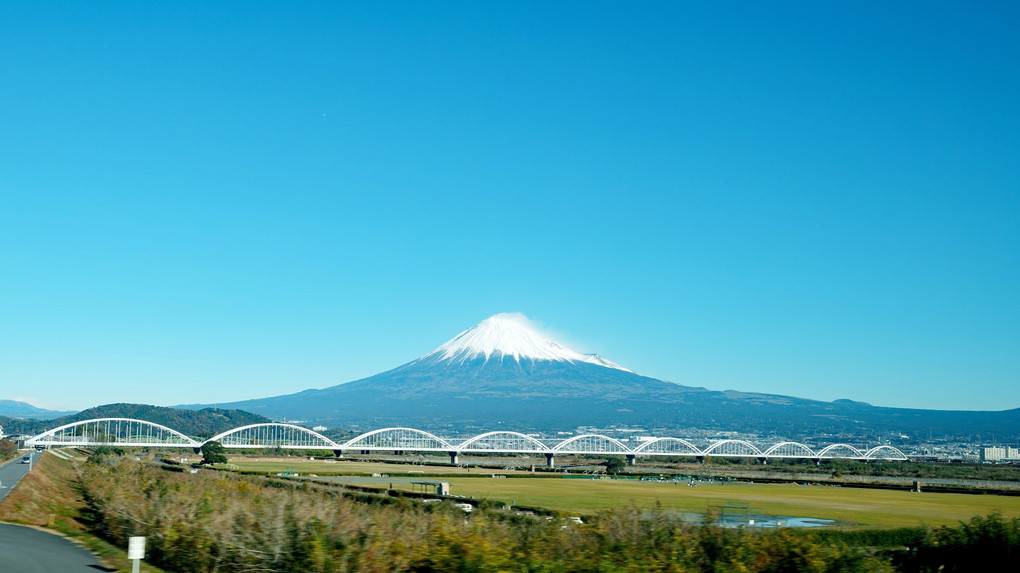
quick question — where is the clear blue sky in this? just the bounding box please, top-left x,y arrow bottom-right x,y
2,2 -> 1017,412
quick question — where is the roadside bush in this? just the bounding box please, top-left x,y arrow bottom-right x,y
0,439 -> 18,461
889,513 -> 1020,572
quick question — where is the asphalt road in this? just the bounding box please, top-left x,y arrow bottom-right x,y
0,523 -> 111,572
0,450 -> 35,504
1,452 -> 112,571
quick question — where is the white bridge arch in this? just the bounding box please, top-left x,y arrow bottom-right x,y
342,427 -> 452,452
634,437 -> 701,456
864,445 -> 907,460
554,434 -> 630,454
703,439 -> 763,458
23,418 -> 909,462
762,441 -> 817,458
458,431 -> 550,453
817,443 -> 866,459
25,418 -> 201,448
209,423 -> 339,450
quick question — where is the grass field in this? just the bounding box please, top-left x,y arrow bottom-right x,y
221,458 -> 537,476
440,478 -> 1020,527
220,458 -> 1020,528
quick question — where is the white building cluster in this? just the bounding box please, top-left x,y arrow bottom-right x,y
980,445 -> 1020,462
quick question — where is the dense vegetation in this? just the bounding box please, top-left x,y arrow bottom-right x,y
824,459 -> 1020,482
200,441 -> 228,464
0,404 -> 271,438
72,455 -> 1019,572
0,438 -> 18,461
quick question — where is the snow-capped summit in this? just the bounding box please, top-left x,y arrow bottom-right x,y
419,313 -> 631,372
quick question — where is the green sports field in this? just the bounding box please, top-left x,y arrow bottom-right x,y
220,458 -> 1020,528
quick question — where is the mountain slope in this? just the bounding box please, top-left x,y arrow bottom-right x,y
187,314 -> 1020,438
0,400 -> 77,419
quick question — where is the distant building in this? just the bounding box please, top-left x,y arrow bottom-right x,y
980,446 -> 1020,462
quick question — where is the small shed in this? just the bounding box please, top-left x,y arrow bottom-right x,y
410,481 -> 450,496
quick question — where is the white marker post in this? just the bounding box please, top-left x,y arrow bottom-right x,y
128,536 -> 146,573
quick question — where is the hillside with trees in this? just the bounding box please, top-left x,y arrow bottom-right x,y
0,404 -> 271,439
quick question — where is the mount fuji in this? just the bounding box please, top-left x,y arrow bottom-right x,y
186,314 -> 1020,438
420,313 -> 631,371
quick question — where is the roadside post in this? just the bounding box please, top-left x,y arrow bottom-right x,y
128,536 -> 146,573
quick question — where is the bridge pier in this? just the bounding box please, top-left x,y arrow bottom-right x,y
333,450 -> 344,458
626,454 -> 636,466
758,457 -> 767,465
545,453 -> 555,468
449,451 -> 459,464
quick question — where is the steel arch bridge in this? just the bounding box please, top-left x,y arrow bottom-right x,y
24,418 -> 909,462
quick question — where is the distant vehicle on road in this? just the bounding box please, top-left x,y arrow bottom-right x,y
20,455 -> 31,464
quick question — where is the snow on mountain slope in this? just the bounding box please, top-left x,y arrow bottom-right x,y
418,313 -> 631,372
